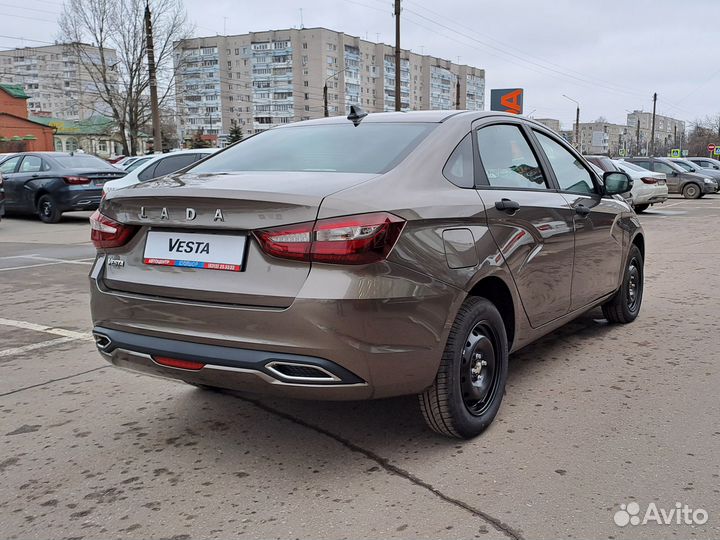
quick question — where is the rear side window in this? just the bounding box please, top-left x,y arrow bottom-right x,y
535,132 -> 595,194
53,154 -> 115,170
190,123 -> 436,174
632,160 -> 651,170
19,156 -> 43,173
443,134 -> 474,188
476,124 -> 547,189
150,154 -> 200,179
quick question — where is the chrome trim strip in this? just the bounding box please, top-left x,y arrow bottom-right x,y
265,361 -> 341,382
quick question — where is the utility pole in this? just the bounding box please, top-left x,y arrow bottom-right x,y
456,77 -> 460,110
562,94 -> 580,150
649,92 -> 657,156
144,1 -> 162,154
323,83 -> 328,117
636,117 -> 640,156
394,0 -> 401,111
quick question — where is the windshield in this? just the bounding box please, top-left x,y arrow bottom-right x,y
674,160 -> 695,172
52,154 -> 118,170
190,123 -> 436,174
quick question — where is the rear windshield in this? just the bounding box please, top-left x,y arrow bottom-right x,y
52,154 -> 117,170
190,123 -> 436,174
617,161 -> 645,173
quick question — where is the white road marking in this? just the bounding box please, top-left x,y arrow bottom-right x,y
0,254 -> 40,260
0,336 -> 77,358
0,257 -> 94,272
24,255 -> 94,265
0,317 -> 91,340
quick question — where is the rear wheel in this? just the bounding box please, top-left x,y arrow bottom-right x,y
419,297 -> 508,439
682,183 -> 701,199
633,204 -> 649,213
37,194 -> 62,223
602,244 -> 643,324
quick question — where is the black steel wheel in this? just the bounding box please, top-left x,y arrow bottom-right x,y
419,297 -> 508,439
37,194 -> 62,223
602,244 -> 644,324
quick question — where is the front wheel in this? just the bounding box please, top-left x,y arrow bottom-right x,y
37,194 -> 62,223
419,297 -> 508,439
602,244 -> 643,323
682,183 -> 701,199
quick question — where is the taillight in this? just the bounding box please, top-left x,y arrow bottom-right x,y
640,177 -> 657,184
90,210 -> 138,249
153,356 -> 205,370
64,176 -> 91,185
254,212 -> 405,265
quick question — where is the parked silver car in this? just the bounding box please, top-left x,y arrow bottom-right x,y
90,110 -> 644,438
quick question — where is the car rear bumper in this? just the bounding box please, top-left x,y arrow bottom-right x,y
57,188 -> 103,212
89,256 -> 463,400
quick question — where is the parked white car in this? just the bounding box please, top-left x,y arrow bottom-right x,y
614,159 -> 668,213
103,149 -> 218,194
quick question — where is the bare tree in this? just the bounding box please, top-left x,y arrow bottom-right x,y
59,0 -> 191,155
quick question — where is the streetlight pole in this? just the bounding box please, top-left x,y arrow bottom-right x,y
324,67 -> 351,118
563,94 -> 580,151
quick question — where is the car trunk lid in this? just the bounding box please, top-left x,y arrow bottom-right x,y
98,171 -> 376,307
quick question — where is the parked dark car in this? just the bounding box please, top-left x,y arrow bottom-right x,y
625,157 -> 717,198
687,156 -> 720,171
90,111 -> 644,439
671,158 -> 720,186
0,152 -> 126,223
584,155 -> 633,205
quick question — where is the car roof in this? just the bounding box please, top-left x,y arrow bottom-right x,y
286,110 -> 530,127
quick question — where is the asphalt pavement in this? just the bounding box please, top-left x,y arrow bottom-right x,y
1,198 -> 719,540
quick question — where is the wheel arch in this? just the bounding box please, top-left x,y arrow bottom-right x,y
631,232 -> 645,259
467,275 -> 516,351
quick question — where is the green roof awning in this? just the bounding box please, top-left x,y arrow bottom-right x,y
10,135 -> 22,141
0,83 -> 29,99
23,134 -> 37,140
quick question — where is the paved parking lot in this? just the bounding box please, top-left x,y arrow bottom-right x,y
1,198 -> 719,540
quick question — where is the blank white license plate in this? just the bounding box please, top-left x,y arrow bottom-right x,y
143,231 -> 246,272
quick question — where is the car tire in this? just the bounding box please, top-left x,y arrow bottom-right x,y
682,183 -> 701,199
419,296 -> 508,439
634,204 -> 649,213
37,194 -> 62,223
602,244 -> 643,324
185,382 -> 222,391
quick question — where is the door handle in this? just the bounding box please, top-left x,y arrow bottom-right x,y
575,204 -> 591,216
495,198 -> 520,212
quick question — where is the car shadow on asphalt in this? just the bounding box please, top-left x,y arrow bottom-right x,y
160,307 -> 619,450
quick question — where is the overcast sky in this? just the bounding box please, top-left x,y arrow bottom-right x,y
3,0 -> 717,129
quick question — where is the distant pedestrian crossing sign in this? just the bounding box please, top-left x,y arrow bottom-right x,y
670,149 -> 681,158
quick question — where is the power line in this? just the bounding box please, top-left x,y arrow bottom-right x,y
0,11 -> 56,23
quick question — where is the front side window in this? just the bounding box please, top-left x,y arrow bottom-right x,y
654,162 -> 676,175
535,132 -> 595,194
475,124 -> 547,189
0,155 -> 22,174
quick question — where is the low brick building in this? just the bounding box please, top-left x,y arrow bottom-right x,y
0,83 -> 54,152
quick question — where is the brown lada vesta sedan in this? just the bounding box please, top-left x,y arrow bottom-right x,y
90,110 -> 644,438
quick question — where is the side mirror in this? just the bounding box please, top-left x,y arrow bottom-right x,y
714,165 -> 719,170
672,171 -> 679,176
690,168 -> 696,172
603,171 -> 633,195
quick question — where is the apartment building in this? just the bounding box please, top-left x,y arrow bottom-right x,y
534,118 -> 561,133
174,27 -> 485,144
0,43 -> 116,121
574,121 -> 628,156
626,110 -> 685,155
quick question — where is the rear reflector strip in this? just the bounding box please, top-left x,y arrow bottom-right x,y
153,356 -> 206,370
143,258 -> 241,272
